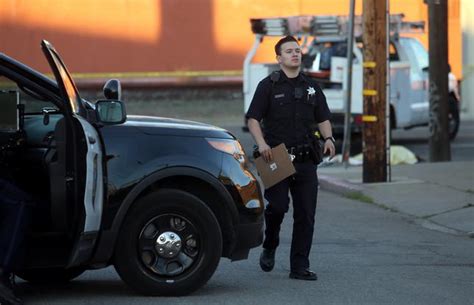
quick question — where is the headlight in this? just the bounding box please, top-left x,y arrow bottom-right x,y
206,138 -> 246,163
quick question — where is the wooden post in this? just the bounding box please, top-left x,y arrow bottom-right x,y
341,0 -> 356,168
362,0 -> 387,183
426,0 -> 451,161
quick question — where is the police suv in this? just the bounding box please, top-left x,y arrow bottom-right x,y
0,40 -> 263,296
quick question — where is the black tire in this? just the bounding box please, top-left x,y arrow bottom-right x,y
114,189 -> 222,296
16,267 -> 85,284
448,94 -> 460,140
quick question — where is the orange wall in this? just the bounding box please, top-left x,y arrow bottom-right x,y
0,0 -> 461,78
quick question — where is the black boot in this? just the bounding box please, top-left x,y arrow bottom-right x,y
289,269 -> 318,281
0,269 -> 22,305
259,248 -> 276,272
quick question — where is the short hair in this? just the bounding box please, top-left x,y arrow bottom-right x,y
275,36 -> 299,55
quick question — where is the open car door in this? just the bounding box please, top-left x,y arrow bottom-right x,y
41,40 -> 104,267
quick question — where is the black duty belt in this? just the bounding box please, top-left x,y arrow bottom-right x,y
287,144 -> 314,163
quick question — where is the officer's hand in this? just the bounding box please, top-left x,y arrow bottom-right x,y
323,140 -> 336,160
259,143 -> 273,163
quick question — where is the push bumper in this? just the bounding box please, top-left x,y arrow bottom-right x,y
229,214 -> 264,261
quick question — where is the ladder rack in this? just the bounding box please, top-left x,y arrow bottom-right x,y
250,14 -> 424,38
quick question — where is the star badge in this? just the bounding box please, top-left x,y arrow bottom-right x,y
307,86 -> 316,96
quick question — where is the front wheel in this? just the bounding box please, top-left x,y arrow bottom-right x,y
114,189 -> 223,296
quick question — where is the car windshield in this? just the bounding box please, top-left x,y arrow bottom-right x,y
304,40 -> 361,71
400,37 -> 428,70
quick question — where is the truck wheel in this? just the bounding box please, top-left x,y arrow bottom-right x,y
448,95 -> 460,140
114,189 -> 222,296
16,267 -> 85,284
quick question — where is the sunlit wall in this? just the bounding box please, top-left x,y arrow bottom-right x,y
0,0 -> 462,79
461,0 -> 473,119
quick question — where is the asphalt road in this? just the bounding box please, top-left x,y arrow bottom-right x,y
19,191 -> 474,305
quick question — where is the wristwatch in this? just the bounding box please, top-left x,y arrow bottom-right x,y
324,136 -> 336,144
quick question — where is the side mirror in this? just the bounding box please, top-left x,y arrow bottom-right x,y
103,79 -> 122,100
95,100 -> 126,125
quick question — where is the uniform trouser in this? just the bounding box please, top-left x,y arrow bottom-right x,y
262,161 -> 318,272
0,178 -> 32,274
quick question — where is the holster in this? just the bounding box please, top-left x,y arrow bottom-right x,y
307,135 -> 324,165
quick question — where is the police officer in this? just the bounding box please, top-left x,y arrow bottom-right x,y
246,35 -> 335,281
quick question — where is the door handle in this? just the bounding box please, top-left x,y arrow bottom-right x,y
88,136 -> 96,144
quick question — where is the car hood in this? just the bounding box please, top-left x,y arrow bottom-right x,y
123,115 -> 234,139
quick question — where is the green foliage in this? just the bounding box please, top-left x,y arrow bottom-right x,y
344,192 -> 374,204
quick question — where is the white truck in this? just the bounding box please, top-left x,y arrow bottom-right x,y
243,14 -> 460,139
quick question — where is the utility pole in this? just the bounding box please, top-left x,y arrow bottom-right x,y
341,0 -> 356,168
425,0 -> 451,161
362,0 -> 387,183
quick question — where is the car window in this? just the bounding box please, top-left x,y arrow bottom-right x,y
0,76 -> 59,114
0,76 -> 63,148
304,41 -> 360,71
22,94 -> 59,114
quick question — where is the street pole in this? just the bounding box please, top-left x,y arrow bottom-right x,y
385,0 -> 391,182
341,0 -> 356,168
362,0 -> 387,183
426,0 -> 451,161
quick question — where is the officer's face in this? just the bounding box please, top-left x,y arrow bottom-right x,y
277,41 -> 302,69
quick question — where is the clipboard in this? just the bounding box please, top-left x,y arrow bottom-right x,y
254,143 -> 296,189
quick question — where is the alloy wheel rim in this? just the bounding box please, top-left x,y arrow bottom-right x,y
138,213 -> 200,277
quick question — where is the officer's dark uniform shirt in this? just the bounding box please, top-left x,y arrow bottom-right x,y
246,70 -> 331,148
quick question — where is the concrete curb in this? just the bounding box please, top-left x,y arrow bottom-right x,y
318,174 -> 364,195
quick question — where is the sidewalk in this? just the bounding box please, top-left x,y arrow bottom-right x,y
318,161 -> 474,237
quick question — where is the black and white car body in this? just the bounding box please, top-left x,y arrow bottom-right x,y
0,40 -> 264,296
